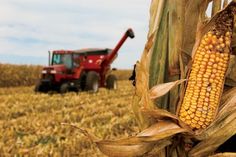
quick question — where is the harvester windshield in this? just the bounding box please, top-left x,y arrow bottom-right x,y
52,54 -> 73,69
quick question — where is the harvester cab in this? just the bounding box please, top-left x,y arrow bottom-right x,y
35,28 -> 135,93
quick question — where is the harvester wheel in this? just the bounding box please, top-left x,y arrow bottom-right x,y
106,75 -> 117,90
35,81 -> 48,93
85,71 -> 100,93
60,83 -> 69,94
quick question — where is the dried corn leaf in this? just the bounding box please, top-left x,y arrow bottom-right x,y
136,32 -> 156,98
149,79 -> 186,99
220,87 -> 236,109
149,0 -> 169,89
131,95 -> 150,131
209,152 -> 236,157
223,0 -> 229,8
133,29 -> 157,129
141,108 -> 178,120
98,139 -> 172,157
97,142 -> 154,157
64,118 -> 188,157
226,55 -> 236,86
182,0 -> 211,57
141,108 -> 194,134
137,121 -> 186,137
148,0 -> 165,37
190,124 -> 236,156
92,121 -> 188,157
212,0 -> 222,17
144,140 -> 172,156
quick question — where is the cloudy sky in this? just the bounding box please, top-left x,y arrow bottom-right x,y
0,0 -> 151,69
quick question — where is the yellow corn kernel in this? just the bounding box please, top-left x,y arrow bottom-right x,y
183,105 -> 190,110
202,114 -> 207,118
203,106 -> 208,111
186,115 -> 191,120
194,116 -> 199,121
205,121 -> 210,126
196,124 -> 201,129
221,43 -> 225,48
190,114 -> 195,118
226,40 -> 230,46
185,120 -> 192,125
190,124 -> 197,129
202,58 -> 208,62
198,121 -> 204,126
216,45 -> 221,50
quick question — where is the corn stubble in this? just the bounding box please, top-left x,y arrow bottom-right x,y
0,81 -> 137,156
179,9 -> 234,130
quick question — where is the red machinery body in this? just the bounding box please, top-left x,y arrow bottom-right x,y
36,29 -> 134,93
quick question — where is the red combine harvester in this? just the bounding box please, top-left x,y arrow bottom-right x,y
35,28 -> 135,93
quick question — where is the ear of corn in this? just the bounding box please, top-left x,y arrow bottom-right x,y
178,9 -> 234,130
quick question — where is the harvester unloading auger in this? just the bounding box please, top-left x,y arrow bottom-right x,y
35,28 -> 135,93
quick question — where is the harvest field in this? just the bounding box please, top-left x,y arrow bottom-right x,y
0,80 -> 138,156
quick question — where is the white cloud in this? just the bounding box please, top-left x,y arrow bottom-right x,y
0,0 -> 151,68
